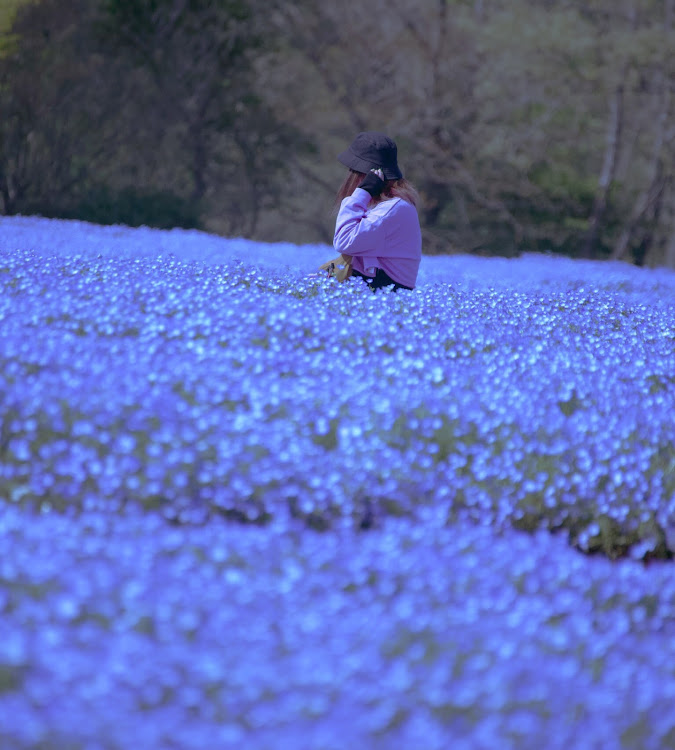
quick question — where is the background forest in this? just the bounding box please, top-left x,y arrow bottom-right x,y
1,0 -> 674,267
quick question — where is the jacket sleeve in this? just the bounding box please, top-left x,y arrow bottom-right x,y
333,188 -> 386,258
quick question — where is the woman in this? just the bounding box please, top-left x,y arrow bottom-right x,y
319,131 -> 422,291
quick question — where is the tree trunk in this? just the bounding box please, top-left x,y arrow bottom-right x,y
0,177 -> 8,214
582,68 -> 626,259
611,0 -> 673,263
1,172 -> 21,215
610,159 -> 667,263
665,222 -> 675,269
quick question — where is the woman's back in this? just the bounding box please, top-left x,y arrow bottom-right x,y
334,190 -> 421,290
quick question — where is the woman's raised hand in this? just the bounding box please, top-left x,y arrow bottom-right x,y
358,168 -> 386,197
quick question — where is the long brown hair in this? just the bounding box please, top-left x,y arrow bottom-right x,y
335,169 -> 419,210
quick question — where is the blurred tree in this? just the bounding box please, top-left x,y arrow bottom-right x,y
608,0 -> 675,266
560,0 -> 675,266
482,1 -> 626,258
0,0 -> 302,233
0,0 -> 135,218
1,0 -> 84,213
98,0 -> 302,235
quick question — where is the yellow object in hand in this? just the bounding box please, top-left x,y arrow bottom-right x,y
318,254 -> 353,282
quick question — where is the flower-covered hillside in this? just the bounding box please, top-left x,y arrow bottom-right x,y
1,216 -> 673,556
0,215 -> 674,749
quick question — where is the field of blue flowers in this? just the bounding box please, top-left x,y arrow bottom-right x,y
1,215 -> 674,749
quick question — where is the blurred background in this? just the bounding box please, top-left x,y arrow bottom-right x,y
0,0 -> 673,266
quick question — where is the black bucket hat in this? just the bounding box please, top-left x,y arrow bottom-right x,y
337,131 -> 403,180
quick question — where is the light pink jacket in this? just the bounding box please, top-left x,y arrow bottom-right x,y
333,187 -> 422,289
